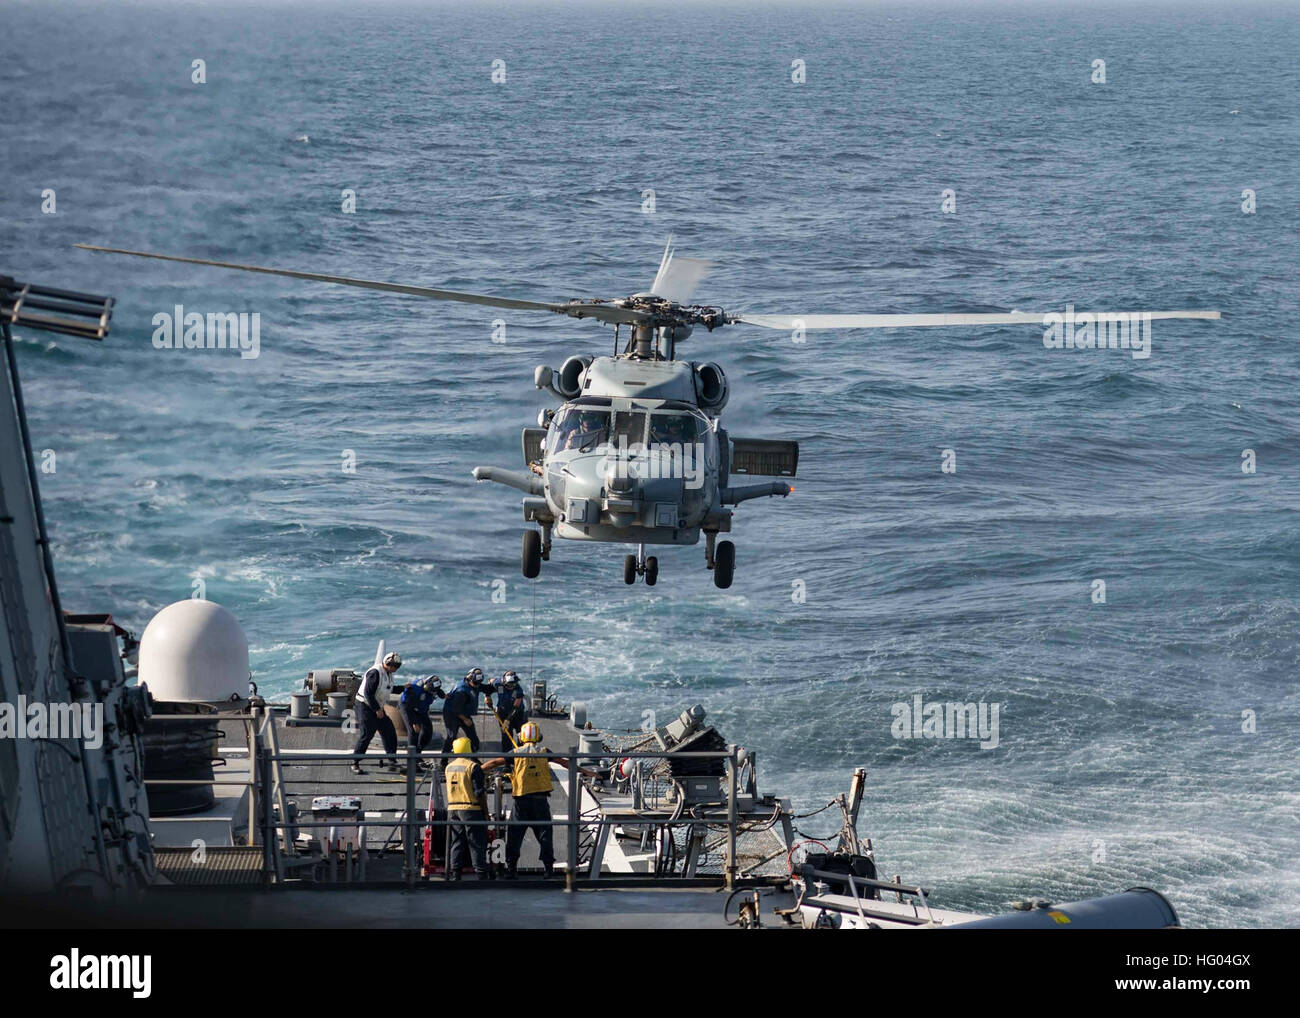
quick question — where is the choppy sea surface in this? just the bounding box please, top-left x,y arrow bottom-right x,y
3,0 -> 1298,926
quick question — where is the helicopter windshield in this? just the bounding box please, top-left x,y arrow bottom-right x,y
550,407 -> 610,453
611,410 -> 647,448
648,412 -> 699,447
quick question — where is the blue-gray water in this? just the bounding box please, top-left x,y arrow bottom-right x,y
3,0 -> 1297,926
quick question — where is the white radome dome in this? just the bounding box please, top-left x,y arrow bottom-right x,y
137,599 -> 249,703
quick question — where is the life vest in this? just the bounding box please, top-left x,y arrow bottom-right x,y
356,666 -> 392,708
399,684 -> 431,713
443,679 -> 477,719
496,683 -> 524,718
445,758 -> 482,811
511,744 -> 553,797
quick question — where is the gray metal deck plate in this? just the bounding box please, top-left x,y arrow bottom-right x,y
154,846 -> 265,886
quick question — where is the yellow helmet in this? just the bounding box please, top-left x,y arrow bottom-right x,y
452,737 -> 473,754
519,722 -> 541,744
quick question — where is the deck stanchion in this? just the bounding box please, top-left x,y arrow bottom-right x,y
259,747 -> 276,886
247,704 -> 259,847
404,738 -> 417,887
566,755 -> 579,891
443,751 -> 453,882
725,745 -> 738,890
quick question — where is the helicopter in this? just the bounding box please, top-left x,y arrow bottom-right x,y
76,238 -> 1220,589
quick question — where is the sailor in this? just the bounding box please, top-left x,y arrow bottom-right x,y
444,736 -> 489,880
558,409 -> 608,452
399,675 -> 444,767
440,668 -> 489,755
650,412 -> 688,447
492,669 -> 528,751
351,651 -> 402,775
483,721 -> 597,879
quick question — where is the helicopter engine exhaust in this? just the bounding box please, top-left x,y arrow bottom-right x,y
695,362 -> 729,412
557,355 -> 592,399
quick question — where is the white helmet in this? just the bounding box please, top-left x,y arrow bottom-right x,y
382,652 -> 402,671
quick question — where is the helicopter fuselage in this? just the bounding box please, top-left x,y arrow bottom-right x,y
473,353 -> 795,587
533,396 -> 723,546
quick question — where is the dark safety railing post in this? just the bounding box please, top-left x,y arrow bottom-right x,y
566,755 -> 578,891
259,746 -> 274,887
247,704 -> 259,847
404,738 -> 417,887
725,745 -> 738,890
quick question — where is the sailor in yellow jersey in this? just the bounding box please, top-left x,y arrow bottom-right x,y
443,736 -> 489,880
483,722 -> 597,879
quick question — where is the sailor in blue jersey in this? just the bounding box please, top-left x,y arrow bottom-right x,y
492,670 -> 528,751
399,675 -> 443,767
440,668 -> 490,756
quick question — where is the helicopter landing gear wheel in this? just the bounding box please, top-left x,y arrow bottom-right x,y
625,544 -> 655,585
522,530 -> 542,579
713,540 -> 735,589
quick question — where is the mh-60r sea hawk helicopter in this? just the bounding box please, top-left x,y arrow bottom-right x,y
474,242 -> 800,589
76,239 -> 1221,589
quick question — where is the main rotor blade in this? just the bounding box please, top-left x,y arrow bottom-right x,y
75,244 -> 577,317
650,234 -> 713,304
733,310 -> 1222,330
654,255 -> 714,305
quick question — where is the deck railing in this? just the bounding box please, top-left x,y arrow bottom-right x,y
143,704 -> 766,890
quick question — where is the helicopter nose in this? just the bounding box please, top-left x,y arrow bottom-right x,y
604,460 -> 637,496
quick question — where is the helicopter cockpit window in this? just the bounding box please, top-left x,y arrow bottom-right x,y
610,410 -> 647,448
550,408 -> 610,453
649,412 -> 698,447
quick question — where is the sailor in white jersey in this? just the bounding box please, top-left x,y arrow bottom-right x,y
351,650 -> 402,774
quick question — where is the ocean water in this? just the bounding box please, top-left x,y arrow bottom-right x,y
3,0 -> 1298,926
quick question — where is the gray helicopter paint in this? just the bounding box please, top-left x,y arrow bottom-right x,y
473,346 -> 789,583
478,345 -> 764,582
581,357 -> 698,403
538,428 -> 719,542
